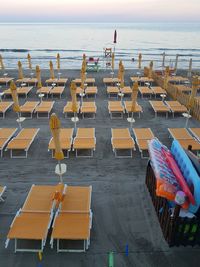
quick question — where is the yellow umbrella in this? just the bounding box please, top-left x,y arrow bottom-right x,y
36,65 -> 42,88
111,53 -> 115,71
18,61 -> 23,80
10,80 -> 20,113
70,81 -> 78,113
131,82 -> 139,112
27,53 -> 32,69
138,53 -> 142,69
120,63 -> 125,88
118,60 -> 123,81
80,68 -> 86,90
49,60 -> 55,79
188,76 -> 199,110
164,66 -> 170,90
0,55 -> 5,70
57,53 -> 60,71
148,61 -> 153,79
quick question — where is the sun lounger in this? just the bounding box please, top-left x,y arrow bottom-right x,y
85,87 -> 98,98
20,101 -> 39,118
168,76 -> 189,84
16,78 -> 38,86
6,184 -> 60,252
111,128 -> 135,158
149,101 -> 170,118
34,101 -> 54,118
0,101 -> 13,119
133,128 -> 155,158
189,128 -> 200,142
49,86 -> 64,98
103,77 -> 119,86
75,87 -> 84,95
165,101 -> 188,117
50,186 -> 92,252
139,86 -> 153,98
151,86 -> 167,97
63,101 -> 80,117
36,87 -> 51,97
0,186 -> 6,202
0,77 -> 14,85
73,128 -> 96,157
6,128 -> 40,158
80,102 -> 97,118
56,78 -> 68,85
175,85 -> 191,93
45,78 -> 57,85
4,87 -> 33,98
168,128 -> 200,151
124,101 -> 143,118
130,77 -> 154,85
120,86 -> 132,95
73,78 -> 95,86
108,101 -> 125,119
48,128 -> 73,158
107,86 -> 119,98
0,128 -> 17,157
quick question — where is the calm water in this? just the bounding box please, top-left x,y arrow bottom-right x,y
0,23 -> 200,69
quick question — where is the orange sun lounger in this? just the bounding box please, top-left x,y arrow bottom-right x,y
80,102 -> 97,118
107,86 -> 119,98
36,87 -> 52,97
49,86 -> 64,99
73,78 -> 95,86
0,128 -> 17,157
108,101 -> 125,119
50,185 -> 92,252
20,101 -> 40,118
48,128 -> 73,158
124,101 -> 143,118
103,77 -> 119,87
149,101 -> 171,118
111,128 -> 135,158
6,128 -> 40,158
189,128 -> 200,142
0,101 -> 13,119
130,76 -> 154,85
139,86 -> 153,98
165,101 -> 188,117
120,86 -> 132,95
34,101 -> 55,118
63,101 -> 80,117
4,87 -> 33,98
151,86 -> 167,97
133,128 -> 155,158
0,185 -> 6,202
5,184 -> 62,252
73,128 -> 96,157
0,77 -> 14,85
85,86 -> 98,98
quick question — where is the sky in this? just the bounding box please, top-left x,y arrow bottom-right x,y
0,0 -> 200,23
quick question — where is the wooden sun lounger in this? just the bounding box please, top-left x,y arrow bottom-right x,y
151,86 -> 166,97
175,85 -> 191,93
0,77 -> 14,85
6,184 -> 60,252
4,87 -> 33,98
56,78 -> 68,85
0,102 -> 13,119
6,128 -> 40,158
73,78 -> 95,86
20,101 -> 39,118
149,101 -> 170,118
80,102 -> 97,118
36,87 -> 52,97
45,78 -> 57,85
0,185 -> 6,202
50,86 -> 64,99
124,101 -> 143,118
165,101 -> 188,117
139,86 -> 153,98
16,78 -> 38,86
168,76 -> 189,84
107,86 -> 119,98
130,77 -> 154,85
189,128 -> 200,142
63,101 -> 80,117
50,186 -> 92,252
133,128 -> 155,158
76,87 -> 84,95
103,77 -> 119,86
111,128 -> 135,158
85,87 -> 98,98
108,101 -> 125,119
48,128 -> 73,158
0,128 -> 17,157
73,128 -> 96,157
120,86 -> 132,95
34,101 -> 55,118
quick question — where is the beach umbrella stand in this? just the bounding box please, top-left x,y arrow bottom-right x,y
16,114 -> 26,130
127,113 -> 135,129
71,113 -> 79,133
55,162 -> 66,183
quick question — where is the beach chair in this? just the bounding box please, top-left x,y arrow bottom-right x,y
16,78 -> 38,86
0,186 -> 6,202
73,128 -> 96,157
20,101 -> 39,118
63,101 -> 80,118
168,128 -> 200,151
36,87 -> 52,97
175,85 -> 191,93
56,78 -> 68,86
108,101 -> 125,119
6,128 -> 40,158
189,128 -> 200,142
48,128 -> 73,158
120,86 -> 132,95
34,101 -> 55,118
85,87 -> 98,98
80,102 -> 97,118
124,101 -> 143,118
5,184 -> 61,252
0,102 -> 13,119
133,128 -> 155,158
103,78 -> 119,87
111,128 -> 135,158
0,77 -> 14,86
45,78 -> 58,85
151,86 -> 167,98
75,87 -> 84,95
49,86 -> 64,99
4,87 -> 33,98
50,185 -> 92,252
149,101 -> 170,118
0,128 -> 17,157
130,77 -> 154,85
168,76 -> 189,84
165,101 -> 188,117
139,86 -> 153,98
107,86 -> 119,98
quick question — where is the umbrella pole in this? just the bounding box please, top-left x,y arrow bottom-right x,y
17,112 -> 22,130
131,112 -> 134,128
74,112 -> 77,132
58,160 -> 63,183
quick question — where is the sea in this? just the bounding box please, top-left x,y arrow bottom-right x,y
0,22 -> 200,70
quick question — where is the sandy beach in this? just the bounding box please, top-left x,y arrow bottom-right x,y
0,68 -> 200,267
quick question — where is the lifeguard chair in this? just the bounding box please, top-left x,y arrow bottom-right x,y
103,47 -> 112,70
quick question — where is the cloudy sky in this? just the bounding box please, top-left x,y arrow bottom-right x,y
0,0 -> 199,22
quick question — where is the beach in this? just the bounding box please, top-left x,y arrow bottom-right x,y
0,68 -> 200,267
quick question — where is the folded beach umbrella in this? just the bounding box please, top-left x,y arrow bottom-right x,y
162,52 -> 166,68
57,53 -> 60,71
148,61 -> 153,79
81,68 -> 86,90
164,66 -> 170,90
27,53 -> 32,70
188,76 -> 199,110
131,82 -> 139,112
118,60 -> 123,81
111,53 -> 115,71
70,81 -> 78,113
36,65 -> 42,88
0,55 -> 5,70
174,54 -> 179,73
120,63 -> 125,88
82,54 -> 87,71
18,61 -> 23,80
138,53 -> 142,69
49,60 -> 55,79
113,30 -> 117,44
10,80 -> 20,113
188,58 -> 192,78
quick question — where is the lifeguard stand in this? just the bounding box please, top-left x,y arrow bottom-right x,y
103,47 -> 112,70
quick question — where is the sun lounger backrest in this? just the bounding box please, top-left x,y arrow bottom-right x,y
133,128 -> 154,140
16,128 -> 39,139
112,128 -> 130,139
76,128 -> 95,138
0,128 -> 17,139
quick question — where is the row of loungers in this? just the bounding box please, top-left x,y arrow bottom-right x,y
20,101 -> 54,118
0,128 -> 39,158
63,102 -> 97,118
108,101 -> 142,119
5,184 -> 92,252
